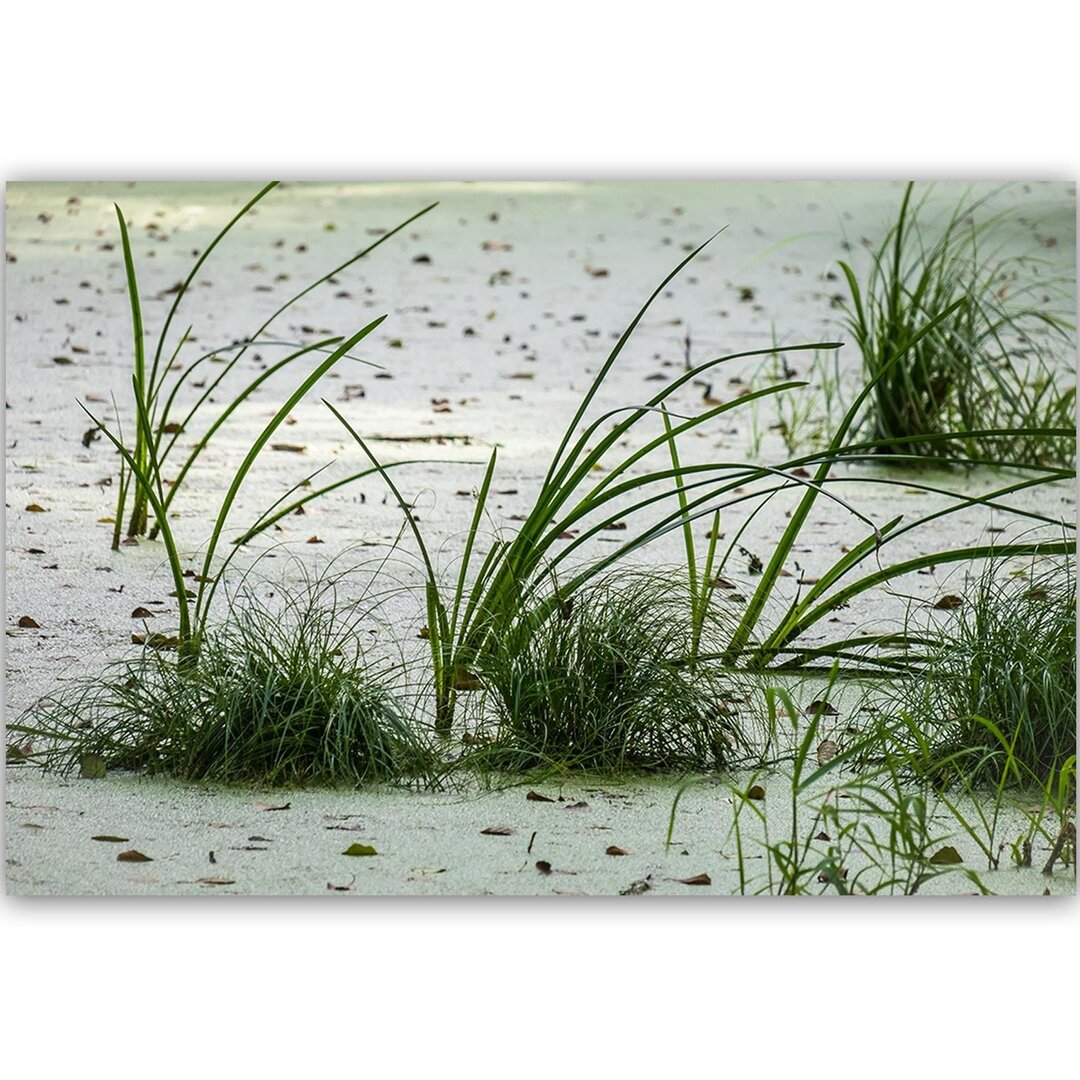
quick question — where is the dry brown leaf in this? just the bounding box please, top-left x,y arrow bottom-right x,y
17,616 -> 40,628
254,801 -> 291,812
816,740 -> 839,765
116,849 -> 152,862
25,503 -> 46,512
676,873 -> 712,886
480,825 -> 515,836
271,443 -> 306,453
746,785 -> 766,801
606,846 -> 629,857
196,877 -> 236,886
934,594 -> 964,610
806,700 -> 839,717
526,790 -> 555,802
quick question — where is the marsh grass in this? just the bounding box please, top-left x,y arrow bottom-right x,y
839,182 -> 1076,467
884,557 -> 1076,789
466,570 -> 748,772
718,685 -> 989,894
11,564 -> 433,787
107,182 -> 435,542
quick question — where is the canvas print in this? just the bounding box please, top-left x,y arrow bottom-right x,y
4,180 -> 1075,895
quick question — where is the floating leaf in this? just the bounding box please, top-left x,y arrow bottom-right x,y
25,503 -> 46,512
816,740 -> 839,765
342,843 -> 377,857
929,845 -> 964,865
131,632 -> 179,649
526,790 -> 555,802
196,877 -> 236,886
480,826 -> 515,836
564,800 -> 589,810
814,831 -> 831,842
271,443 -> 306,453
92,835 -> 129,843
535,860 -> 553,874
606,846 -> 629,857
934,594 -> 964,610
117,849 -> 152,862
806,700 -> 839,717
453,668 -> 483,691
676,873 -> 712,886
79,753 -> 107,779
17,616 -> 40,628
254,801 -> 291,812
746,785 -> 766,801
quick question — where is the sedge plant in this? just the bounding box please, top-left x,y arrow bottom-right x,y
108,182 -> 436,544
838,181 -> 1076,467
9,560 -> 433,787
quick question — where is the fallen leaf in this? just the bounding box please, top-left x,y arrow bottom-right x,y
92,835 -> 129,843
480,826 -> 515,836
131,633 -> 179,649
130,606 -> 155,619
453,668 -> 482,691
806,700 -> 839,717
17,615 -> 40,628
342,843 -> 378,857
746,785 -> 766,801
564,800 -> 589,810
934,594 -> 964,610
271,443 -> 306,453
816,740 -> 839,765
814,831 -> 831,842
606,846 -> 629,856
929,845 -> 964,865
526,790 -> 556,802
676,873 -> 712,886
196,877 -> 236,886
80,753 -> 107,779
117,849 -> 152,862
254,801 -> 291,811
25,503 -> 47,512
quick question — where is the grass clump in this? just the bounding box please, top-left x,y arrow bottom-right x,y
13,573 -> 431,787
890,558 -> 1076,788
840,182 -> 1075,467
470,571 -> 747,772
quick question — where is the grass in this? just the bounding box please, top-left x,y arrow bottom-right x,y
468,570 -> 748,772
884,556 -> 1076,789
839,181 -> 1076,467
89,181 -> 443,664
106,182 -> 435,544
11,564 -> 433,787
330,232 -> 855,732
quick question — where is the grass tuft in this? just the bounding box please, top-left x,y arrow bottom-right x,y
839,182 -> 1075,467
470,570 -> 748,772
889,557 -> 1076,788
13,571 -> 432,788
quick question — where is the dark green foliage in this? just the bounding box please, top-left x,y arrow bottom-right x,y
840,182 -> 1075,467
16,577 -> 432,787
893,558 -> 1076,787
472,572 -> 747,771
